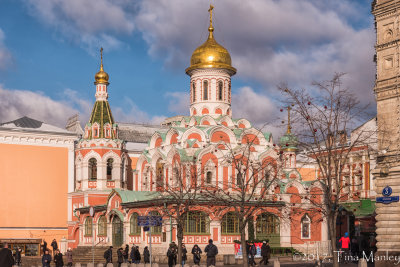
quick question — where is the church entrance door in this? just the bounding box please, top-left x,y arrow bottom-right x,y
112,216 -> 123,247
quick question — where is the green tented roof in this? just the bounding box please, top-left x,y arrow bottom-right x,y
88,100 -> 115,139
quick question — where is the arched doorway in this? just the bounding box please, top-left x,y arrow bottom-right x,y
112,216 -> 123,247
256,213 -> 280,246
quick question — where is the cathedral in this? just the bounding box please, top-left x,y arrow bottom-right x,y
69,6 -> 325,256
0,4 -> 379,262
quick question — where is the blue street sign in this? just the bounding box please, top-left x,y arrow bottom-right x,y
382,186 -> 393,196
137,216 -> 163,227
376,196 -> 399,204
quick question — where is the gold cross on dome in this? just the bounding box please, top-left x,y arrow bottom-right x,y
208,4 -> 214,26
287,106 -> 292,134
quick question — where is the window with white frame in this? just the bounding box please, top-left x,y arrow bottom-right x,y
301,214 -> 311,239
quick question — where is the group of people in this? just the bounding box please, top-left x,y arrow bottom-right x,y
41,239 -> 73,267
104,244 -> 151,266
166,239 -> 218,267
246,241 -> 271,267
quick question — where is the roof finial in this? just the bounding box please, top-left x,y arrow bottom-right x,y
208,4 -> 214,38
287,106 -> 292,134
100,47 -> 104,71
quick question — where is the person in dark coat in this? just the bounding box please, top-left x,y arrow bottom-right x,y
54,249 -> 64,267
0,243 -> 14,267
123,244 -> 129,263
130,245 -> 137,263
134,246 -> 141,263
204,239 -> 218,267
42,240 -> 48,255
259,241 -> 271,265
42,250 -> 52,267
14,247 -> 22,266
104,246 -> 113,264
66,248 -> 73,267
167,243 -> 177,267
248,242 -> 257,266
192,244 -> 202,265
51,239 -> 58,256
143,246 -> 150,263
181,244 -> 187,267
117,248 -> 124,267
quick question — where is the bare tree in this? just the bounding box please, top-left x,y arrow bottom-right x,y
151,156 -> 203,265
279,73 -> 377,267
202,138 -> 284,267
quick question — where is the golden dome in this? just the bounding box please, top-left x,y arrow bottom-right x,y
185,6 -> 236,75
94,48 -> 110,85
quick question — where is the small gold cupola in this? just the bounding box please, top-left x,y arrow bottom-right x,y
94,47 -> 110,85
185,5 -> 236,75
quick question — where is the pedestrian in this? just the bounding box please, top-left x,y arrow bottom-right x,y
167,243 -> 177,267
259,241 -> 270,266
339,232 -> 351,263
130,245 -> 137,263
14,247 -> 22,266
351,237 -> 359,258
248,242 -> 256,266
143,246 -> 150,264
0,242 -> 14,267
134,246 -> 141,263
66,247 -> 73,267
204,239 -> 218,267
192,244 -> 202,265
104,246 -> 113,265
54,249 -> 64,267
123,244 -> 129,263
42,249 -> 52,267
51,239 -> 58,256
181,244 -> 187,267
42,240 -> 48,255
117,247 -> 124,267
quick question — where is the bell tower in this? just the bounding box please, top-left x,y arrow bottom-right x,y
185,5 -> 236,118
372,1 -> 400,265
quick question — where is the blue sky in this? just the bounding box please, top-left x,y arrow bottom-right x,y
0,0 -> 375,134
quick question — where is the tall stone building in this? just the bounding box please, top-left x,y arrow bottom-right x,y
372,1 -> 400,265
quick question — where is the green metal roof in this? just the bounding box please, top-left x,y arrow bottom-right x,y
342,199 -> 376,217
112,189 -> 161,203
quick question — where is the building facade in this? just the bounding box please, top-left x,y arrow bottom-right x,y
372,1 -> 400,266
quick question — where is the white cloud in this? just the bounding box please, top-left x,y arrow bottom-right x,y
166,92 -> 189,115
134,0 -> 376,107
0,85 -> 164,127
0,28 -> 13,70
25,0 -> 135,53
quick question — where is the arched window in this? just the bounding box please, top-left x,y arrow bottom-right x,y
236,172 -> 242,186
98,216 -> 107,236
149,211 -> 162,234
156,160 -> 164,189
184,211 -> 209,234
206,171 -> 213,184
256,213 -> 280,245
130,213 -> 141,235
203,80 -> 208,100
192,82 -> 196,102
85,217 -> 93,236
221,212 -> 239,234
107,158 -> 113,180
301,215 -> 311,239
228,82 -> 231,102
218,81 -> 223,100
88,158 -> 97,180
121,158 -> 126,184
172,165 -> 180,187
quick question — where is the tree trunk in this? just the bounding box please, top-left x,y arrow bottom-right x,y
327,213 -> 339,267
240,219 -> 249,267
177,224 -> 183,265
